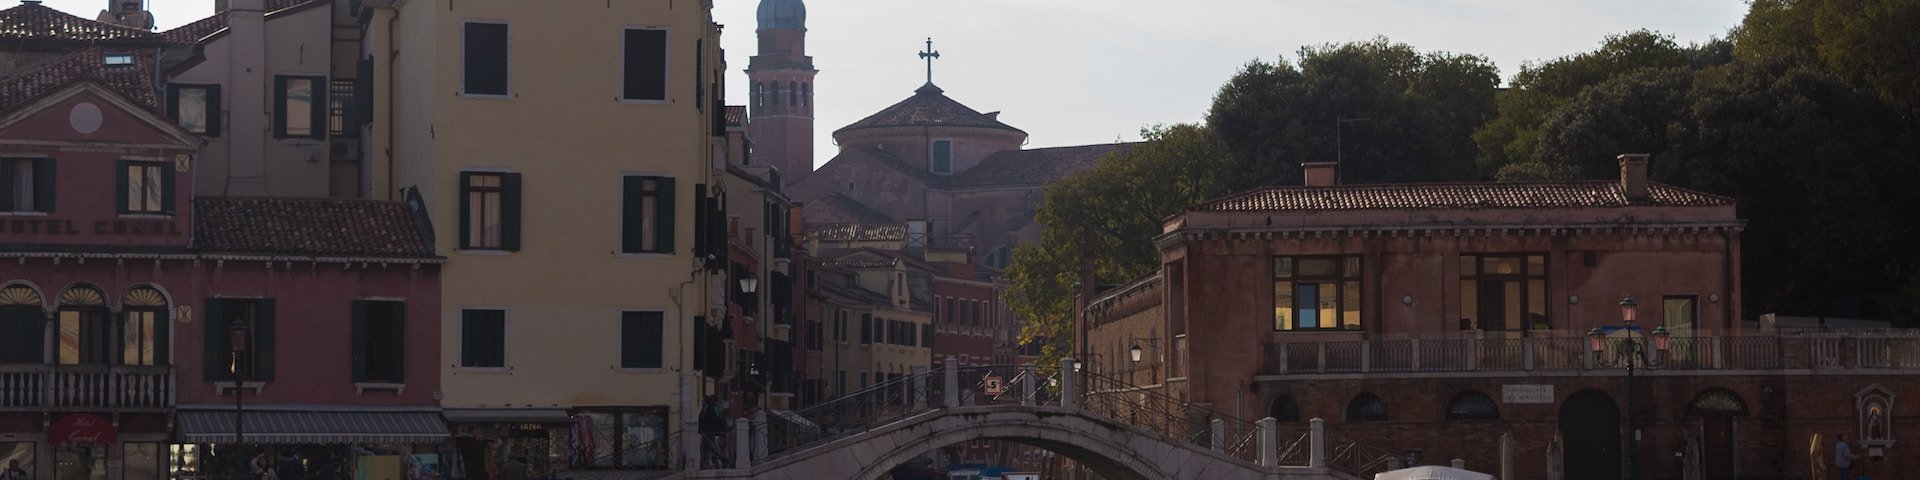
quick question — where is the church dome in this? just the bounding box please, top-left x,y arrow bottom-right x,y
757,0 -> 806,30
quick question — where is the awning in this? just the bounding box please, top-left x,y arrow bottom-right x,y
178,411 -> 448,444
442,409 -> 572,424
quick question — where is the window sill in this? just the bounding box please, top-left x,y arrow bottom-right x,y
458,249 -> 512,256
118,213 -> 173,219
618,98 -> 669,105
355,382 -> 405,395
215,381 -> 265,395
460,92 -> 512,101
615,252 -> 673,259
276,138 -> 321,146
0,211 -> 49,217
453,366 -> 511,374
612,367 -> 669,374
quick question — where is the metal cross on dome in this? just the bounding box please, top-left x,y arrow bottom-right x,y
919,37 -> 941,84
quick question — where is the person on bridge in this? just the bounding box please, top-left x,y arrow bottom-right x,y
700,395 -> 731,468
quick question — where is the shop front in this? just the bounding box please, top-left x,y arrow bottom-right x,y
441,408 -> 673,479
171,409 -> 448,480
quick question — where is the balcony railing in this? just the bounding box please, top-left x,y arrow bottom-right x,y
0,364 -> 174,411
1258,335 -> 1920,375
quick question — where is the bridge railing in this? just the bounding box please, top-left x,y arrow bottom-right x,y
1079,368 -> 1265,464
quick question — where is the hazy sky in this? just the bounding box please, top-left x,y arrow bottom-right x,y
52,0 -> 1749,168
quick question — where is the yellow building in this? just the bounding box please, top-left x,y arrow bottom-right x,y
357,0 -> 726,472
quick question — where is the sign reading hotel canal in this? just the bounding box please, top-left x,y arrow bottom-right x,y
1502,384 -> 1555,404
0,218 -> 182,236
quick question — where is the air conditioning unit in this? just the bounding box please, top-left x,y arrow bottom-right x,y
329,139 -> 362,161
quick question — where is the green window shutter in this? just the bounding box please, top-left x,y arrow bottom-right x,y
500,173 -> 523,251
692,184 -> 708,259
350,300 -> 368,383
272,78 -> 289,138
655,178 -> 675,253
311,78 -> 328,139
254,299 -> 277,381
115,160 -> 130,214
457,172 -> 473,249
154,309 -> 171,367
692,315 -> 706,372
389,301 -> 405,383
620,312 -> 664,369
206,85 -> 223,137
33,158 -> 55,213
201,299 -> 226,381
460,311 -> 479,367
620,176 -> 646,254
160,164 -> 176,214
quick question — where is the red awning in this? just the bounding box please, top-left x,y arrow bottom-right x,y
51,413 -> 118,445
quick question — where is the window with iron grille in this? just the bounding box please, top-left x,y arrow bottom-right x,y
329,79 -> 356,138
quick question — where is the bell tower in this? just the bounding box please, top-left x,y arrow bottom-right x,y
747,0 -> 815,187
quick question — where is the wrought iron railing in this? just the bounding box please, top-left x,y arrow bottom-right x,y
1260,334 -> 1920,375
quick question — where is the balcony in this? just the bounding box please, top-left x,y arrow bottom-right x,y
1258,334 -> 1920,376
0,364 -> 174,412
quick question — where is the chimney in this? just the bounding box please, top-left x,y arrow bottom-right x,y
224,0 -> 268,195
1301,162 -> 1338,187
1618,154 -> 1650,202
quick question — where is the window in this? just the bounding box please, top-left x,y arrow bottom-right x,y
1345,393 -> 1388,422
103,53 -> 134,66
273,75 -> 325,139
788,81 -> 797,106
57,286 -> 110,365
859,371 -> 868,389
802,82 -> 810,109
1459,254 -> 1547,332
328,79 -> 356,137
622,176 -> 675,254
117,161 -> 171,214
859,313 -> 872,344
1686,388 -> 1749,417
0,157 -> 54,213
930,140 -> 952,174
120,287 -> 169,367
806,320 -> 823,351
352,300 -> 406,383
622,28 -> 667,101
921,324 -> 934,349
460,309 -> 506,368
1664,295 -> 1699,335
579,409 -> 669,468
0,442 -> 33,480
1269,395 -> 1301,422
1273,256 -> 1362,331
836,369 -> 847,396
620,311 -> 664,369
459,172 -> 522,251
833,310 -> 847,342
167,84 -> 220,136
463,22 -> 509,96
1445,391 -> 1499,420
1,286 -> 45,363
201,298 -> 277,382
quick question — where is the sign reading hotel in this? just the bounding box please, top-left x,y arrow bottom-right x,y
1502,384 -> 1554,404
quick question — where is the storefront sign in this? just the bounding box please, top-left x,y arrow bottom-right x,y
0,218 -> 181,236
1502,384 -> 1554,404
50,413 -> 118,445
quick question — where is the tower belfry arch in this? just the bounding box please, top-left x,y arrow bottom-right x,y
748,0 -> 817,187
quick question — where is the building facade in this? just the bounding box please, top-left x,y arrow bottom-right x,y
745,0 -> 813,187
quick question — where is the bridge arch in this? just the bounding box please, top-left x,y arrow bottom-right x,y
849,408 -> 1168,480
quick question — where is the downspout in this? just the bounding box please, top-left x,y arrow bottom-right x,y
384,10 -> 397,201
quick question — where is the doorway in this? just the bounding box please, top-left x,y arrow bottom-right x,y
1688,388 -> 1749,480
1558,389 -> 1621,480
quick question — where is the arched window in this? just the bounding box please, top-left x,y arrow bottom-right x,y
1686,388 -> 1749,417
1345,393 -> 1388,421
1269,395 -> 1301,422
1445,391 -> 1500,420
121,287 -> 170,366
802,82 -> 811,109
753,82 -> 764,109
57,285 -> 110,365
769,82 -> 781,112
0,284 -> 44,363
789,81 -> 798,106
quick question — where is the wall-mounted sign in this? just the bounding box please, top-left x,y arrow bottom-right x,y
1502,384 -> 1554,404
51,413 -> 118,445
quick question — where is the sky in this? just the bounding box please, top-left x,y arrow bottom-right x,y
50,0 -> 1750,169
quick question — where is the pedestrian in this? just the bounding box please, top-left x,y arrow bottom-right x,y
250,453 -> 276,480
1835,432 -> 1860,480
2,459 -> 28,480
276,451 -> 305,480
698,395 -> 730,468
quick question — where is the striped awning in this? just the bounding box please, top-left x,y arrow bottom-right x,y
177,411 -> 448,444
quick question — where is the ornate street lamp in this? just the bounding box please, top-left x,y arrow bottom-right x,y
738,272 -> 759,294
228,318 -> 249,477
1587,295 -> 1669,480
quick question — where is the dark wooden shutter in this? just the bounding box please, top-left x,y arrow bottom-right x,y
460,310 -> 480,367
255,299 -> 277,381
350,300 -> 368,383
206,85 -> 223,137
621,311 -> 663,369
166,85 -> 180,124
464,23 -> 509,96
33,158 -> 54,213
201,299 -> 226,381
114,160 -> 129,214
692,184 -> 708,260
388,301 -> 405,382
692,315 -> 706,372
500,173 -> 523,251
272,77 -> 289,138
654,178 -> 675,253
622,29 -> 667,101
355,58 -> 373,129
620,176 -> 646,254
457,172 -> 472,249
488,310 -> 506,366
859,313 -> 872,344
154,309 -> 171,367
160,164 -> 176,214
309,77 -> 328,139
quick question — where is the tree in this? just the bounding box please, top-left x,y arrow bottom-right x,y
1206,38 -> 1499,190
1008,124 -> 1230,366
1735,0 -> 1920,110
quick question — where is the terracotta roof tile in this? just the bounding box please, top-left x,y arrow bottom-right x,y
946,142 -> 1139,187
1190,181 -> 1734,213
0,47 -> 159,113
808,222 -> 905,242
834,83 -> 1025,135
0,2 -> 161,44
812,194 -> 895,224
193,197 -> 437,258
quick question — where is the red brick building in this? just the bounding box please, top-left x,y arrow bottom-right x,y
1085,157 -> 1920,480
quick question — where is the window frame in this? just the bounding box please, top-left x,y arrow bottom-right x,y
166,84 -> 221,136
0,157 -> 55,214
617,310 -> 666,371
459,171 -> 521,252
620,26 -> 670,103
1459,253 -> 1550,332
202,297 -> 276,383
1272,255 -> 1363,332
930,139 -> 953,174
458,308 -> 508,370
1444,391 -> 1500,421
272,75 -> 327,139
352,299 -> 407,384
620,174 -> 676,255
119,160 -> 171,215
574,408 -> 671,468
461,20 -> 512,99
1345,392 -> 1389,422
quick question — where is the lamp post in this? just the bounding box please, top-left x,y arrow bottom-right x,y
1586,296 -> 1670,480
228,318 -> 249,479
1128,337 -> 1162,386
